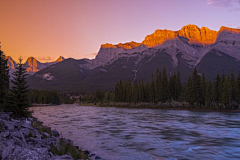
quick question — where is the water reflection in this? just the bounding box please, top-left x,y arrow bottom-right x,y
31,104 -> 240,160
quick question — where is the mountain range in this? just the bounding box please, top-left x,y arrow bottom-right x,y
6,56 -> 65,78
7,24 -> 240,92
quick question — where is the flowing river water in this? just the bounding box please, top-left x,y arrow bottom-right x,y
31,104 -> 240,160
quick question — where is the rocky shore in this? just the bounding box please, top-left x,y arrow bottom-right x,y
0,112 -> 99,160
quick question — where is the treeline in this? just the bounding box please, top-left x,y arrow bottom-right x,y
29,90 -> 61,105
79,90 -> 113,104
114,67 -> 240,109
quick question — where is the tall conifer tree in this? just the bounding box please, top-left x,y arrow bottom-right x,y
10,57 -> 31,116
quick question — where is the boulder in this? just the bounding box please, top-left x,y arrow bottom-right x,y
0,131 -> 10,138
52,130 -> 60,137
5,146 -> 48,160
1,139 -> 15,159
1,120 -> 20,131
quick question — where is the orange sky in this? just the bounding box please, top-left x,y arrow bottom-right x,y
1,0 -> 239,63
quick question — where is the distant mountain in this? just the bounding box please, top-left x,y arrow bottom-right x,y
27,24 -> 240,92
7,56 -> 65,78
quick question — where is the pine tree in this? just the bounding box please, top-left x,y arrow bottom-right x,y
230,69 -> 236,103
237,72 -> 240,103
190,67 -> 202,106
188,76 -> 194,105
155,69 -> 161,102
221,76 -> 230,106
0,46 -> 10,111
161,67 -> 169,102
214,74 -> 221,103
149,73 -> 155,102
125,79 -> 132,102
201,73 -> 206,105
205,80 -> 212,106
131,80 -> 139,103
9,57 -> 31,117
176,71 -> 182,101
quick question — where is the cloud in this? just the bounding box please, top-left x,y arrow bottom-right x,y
36,56 -> 52,61
207,0 -> 214,4
206,0 -> 240,11
84,53 -> 98,58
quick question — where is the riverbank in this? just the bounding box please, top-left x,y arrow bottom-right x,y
99,102 -> 240,112
0,112 -> 91,160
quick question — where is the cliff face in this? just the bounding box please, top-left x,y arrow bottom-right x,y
142,24 -> 218,48
93,24 -> 240,68
177,25 -> 217,46
6,56 -> 16,69
24,57 -> 42,73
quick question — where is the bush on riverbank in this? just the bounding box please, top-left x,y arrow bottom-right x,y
50,138 -> 88,160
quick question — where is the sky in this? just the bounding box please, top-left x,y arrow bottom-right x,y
0,0 -> 240,63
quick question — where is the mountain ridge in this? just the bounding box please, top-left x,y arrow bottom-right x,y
22,24 -> 240,91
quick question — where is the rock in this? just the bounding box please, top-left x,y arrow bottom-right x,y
83,150 -> 90,155
89,153 -> 96,157
11,131 -> 22,139
95,156 -> 102,159
10,119 -> 20,123
0,131 -> 10,138
52,130 -> 60,137
2,120 -> 20,131
22,121 -> 33,129
1,139 -> 15,159
21,128 -> 30,136
6,146 -> 48,160
0,112 -> 10,120
0,113 -> 79,160
41,132 -> 50,138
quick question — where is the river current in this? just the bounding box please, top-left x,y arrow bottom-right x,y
31,104 -> 240,160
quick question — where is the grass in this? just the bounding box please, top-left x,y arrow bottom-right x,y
50,138 -> 89,160
28,131 -> 37,138
32,120 -> 52,136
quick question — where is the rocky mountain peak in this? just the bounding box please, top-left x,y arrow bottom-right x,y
219,26 -> 240,34
142,29 -> 176,48
55,56 -> 65,62
116,41 -> 141,49
25,57 -> 40,72
101,43 -> 117,49
5,56 -> 16,69
177,24 -> 217,46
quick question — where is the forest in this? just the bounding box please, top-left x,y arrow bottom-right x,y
113,67 -> 240,109
29,90 -> 61,105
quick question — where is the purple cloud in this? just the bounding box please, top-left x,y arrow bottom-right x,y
207,0 -> 240,11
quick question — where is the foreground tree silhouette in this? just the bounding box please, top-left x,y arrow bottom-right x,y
10,57 -> 31,117
0,45 -> 10,110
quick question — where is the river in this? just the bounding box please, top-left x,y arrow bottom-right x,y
31,104 -> 240,160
